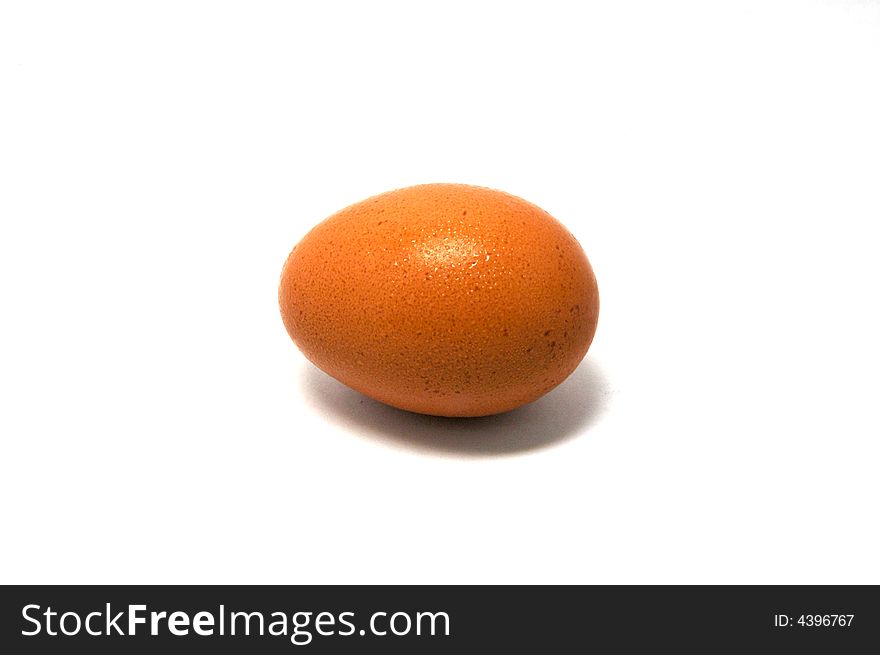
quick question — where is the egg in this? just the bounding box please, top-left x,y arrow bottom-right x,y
279,183 -> 599,417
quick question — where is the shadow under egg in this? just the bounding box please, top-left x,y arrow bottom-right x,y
299,358 -> 610,457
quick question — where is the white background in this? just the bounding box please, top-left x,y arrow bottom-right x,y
2,0 -> 879,584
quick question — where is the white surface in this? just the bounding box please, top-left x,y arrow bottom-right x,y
2,0 -> 879,584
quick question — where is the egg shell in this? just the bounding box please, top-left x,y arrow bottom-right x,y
279,183 -> 599,417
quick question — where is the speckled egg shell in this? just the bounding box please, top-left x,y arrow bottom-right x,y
279,183 -> 599,417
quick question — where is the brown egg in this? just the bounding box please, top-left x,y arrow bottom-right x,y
279,183 -> 599,417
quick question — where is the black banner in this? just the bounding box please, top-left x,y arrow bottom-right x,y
1,585 -> 877,652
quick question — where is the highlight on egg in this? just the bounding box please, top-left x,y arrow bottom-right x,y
279,183 -> 599,417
